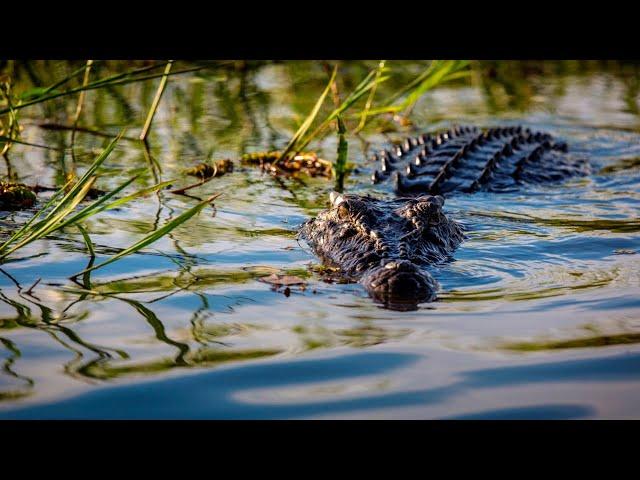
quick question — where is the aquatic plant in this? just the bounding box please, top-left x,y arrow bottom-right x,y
0,61 -> 215,116
370,59 -> 470,116
0,182 -> 36,210
0,134 -> 218,274
274,60 -> 470,178
333,116 -> 348,191
72,192 -> 221,277
139,60 -> 174,141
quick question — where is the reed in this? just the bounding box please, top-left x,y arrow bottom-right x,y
361,60 -> 470,117
275,63 -> 389,166
355,60 -> 386,133
73,193 -> 222,277
0,63 -> 210,116
333,116 -> 348,192
70,60 -> 94,147
139,60 -> 174,141
0,132 -> 200,266
275,66 -> 337,166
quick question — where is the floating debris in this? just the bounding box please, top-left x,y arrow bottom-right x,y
242,151 -> 332,177
171,160 -> 235,195
309,264 -> 349,284
0,182 -> 36,210
613,249 -> 637,255
184,159 -> 234,179
259,272 -> 308,297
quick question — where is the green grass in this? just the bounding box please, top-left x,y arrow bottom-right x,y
139,60 -> 174,141
275,65 -> 338,165
0,62 -> 213,116
333,116 -> 348,192
274,60 -> 469,176
72,192 -> 221,277
365,60 -> 471,116
0,133 -> 217,274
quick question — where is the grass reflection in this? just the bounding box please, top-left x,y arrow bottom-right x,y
505,332 -> 640,352
1,60 -> 640,410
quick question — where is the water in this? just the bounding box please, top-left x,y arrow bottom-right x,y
1,60 -> 639,419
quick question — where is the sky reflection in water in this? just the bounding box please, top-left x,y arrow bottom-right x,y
1,61 -> 639,418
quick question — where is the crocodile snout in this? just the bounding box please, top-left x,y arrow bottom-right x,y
360,260 -> 439,310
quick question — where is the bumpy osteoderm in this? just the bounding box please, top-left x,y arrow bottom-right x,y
299,192 -> 464,310
370,125 -> 590,195
300,125 -> 590,309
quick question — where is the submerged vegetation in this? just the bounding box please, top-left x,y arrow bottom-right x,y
0,133 -> 217,275
0,59 -> 480,398
1,60 -> 639,412
0,182 -> 35,210
0,59 -> 472,268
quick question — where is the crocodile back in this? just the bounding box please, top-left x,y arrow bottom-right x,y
370,126 -> 590,195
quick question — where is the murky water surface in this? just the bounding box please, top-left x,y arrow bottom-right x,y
1,61 -> 639,418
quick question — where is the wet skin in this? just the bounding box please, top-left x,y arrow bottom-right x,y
299,192 -> 464,310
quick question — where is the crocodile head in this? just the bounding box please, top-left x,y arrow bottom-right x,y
299,192 -> 464,310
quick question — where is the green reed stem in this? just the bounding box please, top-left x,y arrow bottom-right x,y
139,61 -> 174,141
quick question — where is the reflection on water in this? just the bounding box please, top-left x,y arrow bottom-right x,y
2,349 -> 639,419
1,60 -> 640,418
504,332 -> 640,351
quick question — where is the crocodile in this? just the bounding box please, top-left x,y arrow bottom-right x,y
299,125 -> 590,310
370,125 -> 589,195
300,192 -> 464,310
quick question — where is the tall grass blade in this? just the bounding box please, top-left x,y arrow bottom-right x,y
294,67 -> 389,152
0,132 -> 124,260
71,60 -> 94,148
383,60 -> 441,106
32,131 -> 123,229
18,62 -> 99,100
367,60 -> 471,116
275,66 -> 337,165
0,180 -> 70,252
57,177 -> 174,231
400,60 -> 469,113
139,60 -> 174,141
73,193 -> 221,276
0,177 -> 97,259
0,65 -> 207,116
77,224 -> 95,257
355,60 -> 386,132
333,116 -> 348,192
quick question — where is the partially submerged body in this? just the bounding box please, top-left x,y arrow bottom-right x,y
300,125 -> 591,309
299,192 -> 464,310
371,125 -> 590,195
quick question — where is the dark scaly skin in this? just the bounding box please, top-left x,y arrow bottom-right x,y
370,125 -> 590,195
300,125 -> 590,309
299,192 -> 464,310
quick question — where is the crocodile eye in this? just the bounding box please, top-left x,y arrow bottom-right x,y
416,195 -> 444,208
412,196 -> 444,222
337,204 -> 350,219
